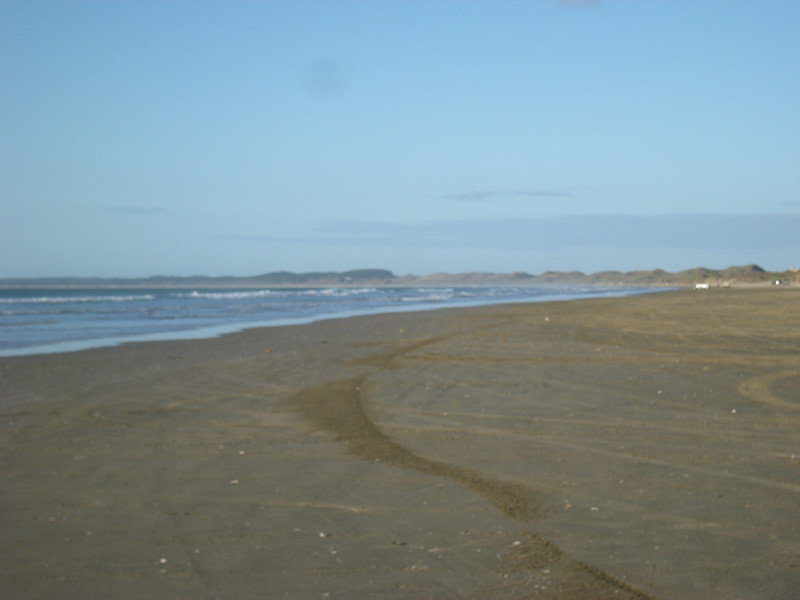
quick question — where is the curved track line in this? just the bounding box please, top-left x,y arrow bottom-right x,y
737,370 -> 798,412
382,412 -> 800,494
287,376 -> 543,521
285,375 -> 660,600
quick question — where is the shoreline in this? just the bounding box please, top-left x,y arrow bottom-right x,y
0,285 -> 664,359
0,280 -> 794,291
2,288 -> 798,599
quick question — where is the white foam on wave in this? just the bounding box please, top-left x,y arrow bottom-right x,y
401,292 -> 455,302
177,287 -> 381,301
0,294 -> 156,304
299,287 -> 379,297
179,290 -> 277,300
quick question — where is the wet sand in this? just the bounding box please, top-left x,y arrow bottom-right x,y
1,288 -> 798,599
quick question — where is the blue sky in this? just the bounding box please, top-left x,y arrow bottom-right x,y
2,1 -> 798,277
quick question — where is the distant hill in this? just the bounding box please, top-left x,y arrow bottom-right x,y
523,264 -> 795,287
250,269 -> 395,285
1,265 -> 796,288
401,264 -> 794,287
0,269 -> 397,288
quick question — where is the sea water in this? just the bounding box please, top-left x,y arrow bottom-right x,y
0,285 -> 660,357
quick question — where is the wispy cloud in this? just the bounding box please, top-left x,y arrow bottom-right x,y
109,205 -> 167,216
222,235 -> 273,242
441,189 -> 572,201
219,214 -> 800,257
310,214 -> 800,251
558,0 -> 601,8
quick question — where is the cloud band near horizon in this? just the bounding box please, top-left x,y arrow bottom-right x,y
305,213 -> 800,251
440,189 -> 572,201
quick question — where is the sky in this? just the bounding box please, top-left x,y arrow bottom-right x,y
1,0 -> 799,278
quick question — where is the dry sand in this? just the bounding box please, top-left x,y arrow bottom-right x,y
1,288 -> 798,599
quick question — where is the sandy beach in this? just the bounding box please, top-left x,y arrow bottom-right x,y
1,288 -> 798,599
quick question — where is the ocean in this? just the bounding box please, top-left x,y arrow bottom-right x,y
0,285 -> 661,357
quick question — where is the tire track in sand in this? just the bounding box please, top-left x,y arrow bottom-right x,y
737,369 -> 798,412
